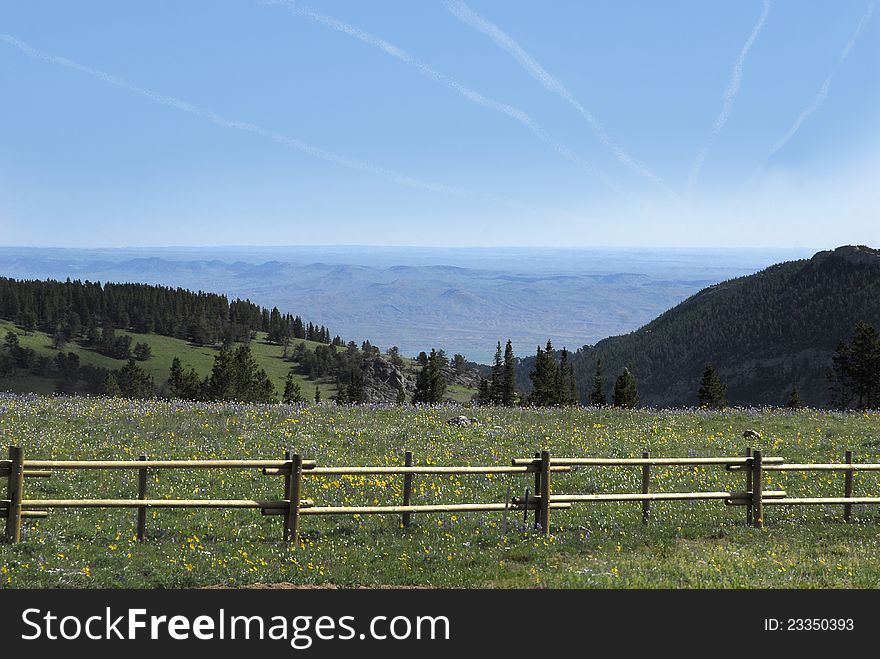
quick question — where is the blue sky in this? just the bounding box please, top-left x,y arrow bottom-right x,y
0,0 -> 877,248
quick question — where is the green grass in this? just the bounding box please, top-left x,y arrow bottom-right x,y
2,397 -> 880,588
0,319 -> 339,399
0,320 -> 473,403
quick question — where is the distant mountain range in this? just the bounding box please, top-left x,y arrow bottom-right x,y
0,246 -> 809,362
551,246 -> 880,408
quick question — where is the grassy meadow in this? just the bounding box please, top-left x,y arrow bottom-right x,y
1,395 -> 880,588
0,320 -> 475,404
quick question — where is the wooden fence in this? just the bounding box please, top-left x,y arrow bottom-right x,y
3,443 -> 879,545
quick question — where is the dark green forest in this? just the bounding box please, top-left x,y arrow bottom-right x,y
549,245 -> 880,408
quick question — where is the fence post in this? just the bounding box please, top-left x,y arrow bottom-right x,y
641,450 -> 651,524
539,450 -> 551,535
533,451 -> 541,529
751,449 -> 763,529
402,450 -> 414,528
282,449 -> 292,541
5,446 -> 24,543
745,446 -> 753,526
284,453 -> 303,545
136,454 -> 148,542
844,450 -> 854,522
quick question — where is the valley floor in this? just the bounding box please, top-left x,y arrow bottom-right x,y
1,395 -> 879,588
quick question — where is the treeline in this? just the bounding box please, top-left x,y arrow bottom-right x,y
470,339 -> 578,407
829,321 -> 880,410
166,347 -> 276,403
0,276 -> 335,348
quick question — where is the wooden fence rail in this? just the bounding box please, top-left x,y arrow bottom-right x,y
4,443 -> 880,545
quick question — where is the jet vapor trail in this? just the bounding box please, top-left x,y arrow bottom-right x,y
445,0 -> 664,189
0,33 -> 467,197
261,0 -> 617,189
688,0 -> 770,194
1,33 -> 579,219
758,2 -> 874,171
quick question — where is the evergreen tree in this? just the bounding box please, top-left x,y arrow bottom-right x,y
849,321 -> 880,409
314,385 -> 321,403
476,377 -> 491,405
4,331 -> 19,353
501,339 -> 517,406
387,346 -> 404,368
787,386 -> 802,409
589,360 -> 607,406
115,359 -> 155,398
412,348 -> 446,404
133,342 -> 152,361
528,340 -> 559,406
489,341 -> 503,404
283,371 -> 305,404
557,347 -> 577,405
102,372 -> 121,397
829,322 -> 880,410
345,368 -> 365,404
697,364 -> 727,409
829,340 -> 854,410
206,344 -> 276,403
168,356 -> 184,393
612,368 -> 639,408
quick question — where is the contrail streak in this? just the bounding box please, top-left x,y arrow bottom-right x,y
688,0 -> 770,194
444,0 -> 663,189
0,33 -> 467,197
1,33 -> 578,220
758,2 -> 874,171
261,0 -> 617,189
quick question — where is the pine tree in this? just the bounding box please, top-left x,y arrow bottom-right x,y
133,341 -> 152,361
168,357 -> 184,394
489,341 -> 503,404
206,344 -> 276,403
787,386 -> 802,409
346,368 -> 365,404
849,321 -> 880,409
412,348 -> 446,404
589,360 -> 607,407
828,322 -> 880,410
115,359 -> 155,399
528,340 -> 559,406
476,377 -> 491,405
314,385 -> 321,403
501,339 -> 516,406
283,371 -> 305,404
829,340 -> 854,410
102,372 -> 121,397
557,347 -> 576,405
612,368 -> 639,408
697,365 -> 727,409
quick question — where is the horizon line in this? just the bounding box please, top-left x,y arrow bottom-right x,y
0,243 -> 828,252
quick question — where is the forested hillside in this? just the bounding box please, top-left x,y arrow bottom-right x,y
0,277 -> 478,403
555,246 -> 880,407
0,277 -> 335,347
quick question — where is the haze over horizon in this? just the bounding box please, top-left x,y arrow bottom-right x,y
1,1 -> 878,249
0,244 -> 819,362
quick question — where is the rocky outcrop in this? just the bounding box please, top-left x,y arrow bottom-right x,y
361,356 -> 412,403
